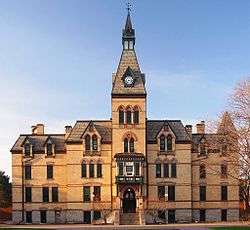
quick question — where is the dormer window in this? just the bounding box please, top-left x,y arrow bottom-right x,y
47,143 -> 53,156
24,143 -> 31,156
200,143 -> 206,155
159,134 -> 173,152
92,135 -> 98,151
85,135 -> 91,151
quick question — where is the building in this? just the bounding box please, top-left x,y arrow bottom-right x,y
11,11 -> 239,225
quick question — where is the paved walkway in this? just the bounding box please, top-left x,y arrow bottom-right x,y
0,222 -> 249,229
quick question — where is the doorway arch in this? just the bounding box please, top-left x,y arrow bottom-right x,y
122,188 -> 136,213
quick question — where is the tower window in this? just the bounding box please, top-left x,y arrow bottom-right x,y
118,163 -> 124,176
127,110 -> 132,124
129,138 -> 134,153
221,164 -> 228,177
89,162 -> 95,178
134,110 -> 139,124
81,161 -> 87,178
124,41 -> 129,50
156,163 -> 161,178
97,164 -> 102,178
124,138 -> 129,153
119,109 -> 125,124
24,143 -> 31,156
25,165 -> 31,180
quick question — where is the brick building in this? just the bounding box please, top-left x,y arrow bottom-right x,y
11,11 -> 239,225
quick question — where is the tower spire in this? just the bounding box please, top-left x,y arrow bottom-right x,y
122,2 -> 135,50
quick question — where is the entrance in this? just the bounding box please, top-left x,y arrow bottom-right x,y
123,188 -> 136,213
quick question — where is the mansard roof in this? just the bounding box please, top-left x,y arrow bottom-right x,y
66,120 -> 112,143
11,134 -> 66,153
147,120 -> 191,143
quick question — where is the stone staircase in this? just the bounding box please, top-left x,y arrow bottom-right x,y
120,212 -> 140,225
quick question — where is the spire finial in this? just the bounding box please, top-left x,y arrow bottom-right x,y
126,1 -> 132,14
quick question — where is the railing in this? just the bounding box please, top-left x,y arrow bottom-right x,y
116,176 -> 143,184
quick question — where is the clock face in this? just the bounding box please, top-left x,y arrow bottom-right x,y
124,76 -> 134,86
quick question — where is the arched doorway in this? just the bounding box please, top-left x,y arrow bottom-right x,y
123,188 -> 136,213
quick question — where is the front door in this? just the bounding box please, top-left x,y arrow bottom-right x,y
123,188 -> 136,213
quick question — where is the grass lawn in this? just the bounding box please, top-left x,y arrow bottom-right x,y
210,227 -> 250,230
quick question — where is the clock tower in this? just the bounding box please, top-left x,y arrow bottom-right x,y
111,10 -> 147,218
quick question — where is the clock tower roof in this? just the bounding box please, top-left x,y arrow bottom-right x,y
112,11 -> 146,98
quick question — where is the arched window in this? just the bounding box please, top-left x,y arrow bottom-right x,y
47,143 -> 53,156
24,143 -> 30,156
119,108 -> 125,124
89,161 -> 95,178
200,164 -> 206,179
129,138 -> 134,153
160,135 -> 165,151
167,135 -> 172,151
81,161 -> 87,178
126,109 -> 132,125
124,138 -> 129,153
85,135 -> 91,151
134,108 -> 139,124
92,135 -> 98,151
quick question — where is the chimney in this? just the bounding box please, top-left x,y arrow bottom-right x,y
31,125 -> 37,135
65,126 -> 72,139
196,121 -> 205,134
185,125 -> 193,136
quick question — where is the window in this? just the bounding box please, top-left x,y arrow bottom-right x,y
94,186 -> 101,201
97,164 -> 102,178
158,210 -> 166,221
40,210 -> 47,223
168,210 -> 175,223
83,186 -> 91,202
43,187 -> 49,202
92,135 -> 98,151
83,211 -> 91,224
222,144 -> 228,155
47,165 -> 53,179
52,187 -> 58,202
24,143 -> 30,156
158,186 -> 165,200
200,186 -> 206,201
126,165 -> 133,176
93,211 -> 101,220
171,163 -> 177,178
160,135 -> 165,151
221,209 -> 227,221
168,185 -> 175,201
85,135 -> 91,151
167,135 -> 172,151
126,110 -> 132,124
124,138 -> 129,153
163,164 -> 169,178
134,110 -> 139,124
89,163 -> 95,178
129,138 -> 134,152
200,165 -> 206,179
25,187 -> 32,203
221,164 -> 227,177
156,163 -> 161,178
81,162 -> 87,178
200,209 -> 206,222
25,165 -> 31,180
26,211 -> 32,223
221,186 -> 228,201
118,163 -> 124,176
135,162 -> 140,176
119,109 -> 125,124
47,143 -> 53,155
200,143 -> 206,155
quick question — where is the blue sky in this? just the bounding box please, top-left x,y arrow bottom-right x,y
0,0 -> 250,177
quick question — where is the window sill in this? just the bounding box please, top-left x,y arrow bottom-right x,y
45,155 -> 55,158
83,151 -> 101,156
158,151 -> 175,155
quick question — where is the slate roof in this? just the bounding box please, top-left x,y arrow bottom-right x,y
147,120 -> 191,143
11,134 -> 66,153
66,120 -> 112,143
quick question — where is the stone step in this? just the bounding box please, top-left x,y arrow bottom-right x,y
120,213 -> 140,225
